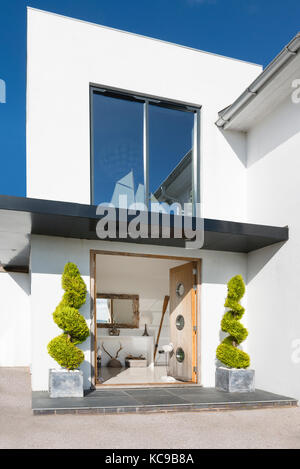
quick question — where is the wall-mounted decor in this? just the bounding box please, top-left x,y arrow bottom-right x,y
97,293 -> 139,329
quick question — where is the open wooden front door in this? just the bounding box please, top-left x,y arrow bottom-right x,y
169,262 -> 198,383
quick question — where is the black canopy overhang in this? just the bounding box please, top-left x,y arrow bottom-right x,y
0,195 -> 288,271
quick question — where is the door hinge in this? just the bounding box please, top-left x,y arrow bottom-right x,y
193,268 -> 197,275
193,325 -> 197,333
193,284 -> 197,291
193,366 -> 197,373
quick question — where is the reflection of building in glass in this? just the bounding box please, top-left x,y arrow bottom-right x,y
111,170 -> 145,209
153,150 -> 192,206
0,79 -> 6,104
110,147 -> 192,211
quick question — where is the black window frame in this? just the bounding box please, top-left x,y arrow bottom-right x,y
90,84 -> 201,213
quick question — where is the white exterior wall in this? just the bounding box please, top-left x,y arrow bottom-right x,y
26,8 -> 261,222
25,9 -> 257,392
247,93 -> 300,400
0,273 -> 31,367
30,235 -> 247,391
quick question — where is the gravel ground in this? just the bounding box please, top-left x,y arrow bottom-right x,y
0,367 -> 300,449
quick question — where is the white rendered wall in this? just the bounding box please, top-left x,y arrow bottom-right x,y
30,235 -> 247,391
26,8 -> 261,222
247,93 -> 300,400
0,273 -> 31,367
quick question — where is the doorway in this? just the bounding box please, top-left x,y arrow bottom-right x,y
90,251 -> 201,387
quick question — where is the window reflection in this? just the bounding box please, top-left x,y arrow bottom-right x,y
93,93 -> 144,208
149,105 -> 194,209
92,90 -> 198,214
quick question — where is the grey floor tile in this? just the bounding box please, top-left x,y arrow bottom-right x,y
132,395 -> 188,406
87,390 -> 128,398
125,389 -> 172,397
167,387 -> 208,396
80,396 -> 140,408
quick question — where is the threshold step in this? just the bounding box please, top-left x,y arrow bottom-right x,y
32,387 -> 298,416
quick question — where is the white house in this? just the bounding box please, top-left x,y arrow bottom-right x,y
0,8 -> 299,401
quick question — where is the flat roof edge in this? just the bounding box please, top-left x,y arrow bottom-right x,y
27,7 -> 262,68
0,196 -> 289,271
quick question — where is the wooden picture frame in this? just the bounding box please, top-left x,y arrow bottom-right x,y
96,293 -> 139,329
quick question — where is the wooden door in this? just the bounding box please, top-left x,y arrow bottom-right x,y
169,262 -> 198,382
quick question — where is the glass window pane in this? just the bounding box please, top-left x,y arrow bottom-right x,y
92,93 -> 144,208
149,105 -> 194,210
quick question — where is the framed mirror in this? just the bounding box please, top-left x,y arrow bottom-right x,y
96,293 -> 139,328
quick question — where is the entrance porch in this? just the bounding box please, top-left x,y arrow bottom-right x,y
32,386 -> 297,415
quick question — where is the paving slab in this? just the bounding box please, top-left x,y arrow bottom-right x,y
32,385 -> 297,415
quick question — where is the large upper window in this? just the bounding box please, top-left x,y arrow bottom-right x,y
149,104 -> 195,208
92,93 -> 144,208
91,87 -> 200,214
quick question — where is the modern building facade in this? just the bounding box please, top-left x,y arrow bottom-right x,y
0,8 -> 299,400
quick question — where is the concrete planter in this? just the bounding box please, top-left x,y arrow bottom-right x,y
49,369 -> 83,398
216,367 -> 255,393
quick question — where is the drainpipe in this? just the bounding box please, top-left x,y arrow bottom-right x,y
216,32 -> 300,129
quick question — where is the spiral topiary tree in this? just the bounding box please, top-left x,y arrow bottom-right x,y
216,275 -> 250,369
47,262 -> 89,371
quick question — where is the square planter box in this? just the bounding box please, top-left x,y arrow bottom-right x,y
49,369 -> 83,398
216,367 -> 255,393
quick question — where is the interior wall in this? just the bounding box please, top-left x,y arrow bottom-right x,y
0,272 -> 31,367
247,93 -> 300,400
96,254 -> 186,366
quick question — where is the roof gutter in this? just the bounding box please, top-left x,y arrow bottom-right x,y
216,32 -> 300,129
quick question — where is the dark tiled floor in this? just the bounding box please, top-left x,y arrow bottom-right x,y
32,386 -> 298,415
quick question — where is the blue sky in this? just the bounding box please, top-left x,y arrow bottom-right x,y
1,0 -> 300,197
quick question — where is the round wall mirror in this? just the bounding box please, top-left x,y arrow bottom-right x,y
176,315 -> 185,331
176,282 -> 185,297
176,347 -> 185,363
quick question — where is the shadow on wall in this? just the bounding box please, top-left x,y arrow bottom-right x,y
81,359 -> 93,389
215,312 -> 227,369
219,129 -> 247,168
8,271 -> 31,295
6,242 -> 31,278
247,241 -> 285,283
219,95 -> 300,168
79,289 -> 91,322
247,97 -> 300,167
213,243 -> 285,370
201,250 -> 247,285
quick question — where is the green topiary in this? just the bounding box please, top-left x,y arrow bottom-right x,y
47,263 -> 89,370
216,275 -> 250,369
